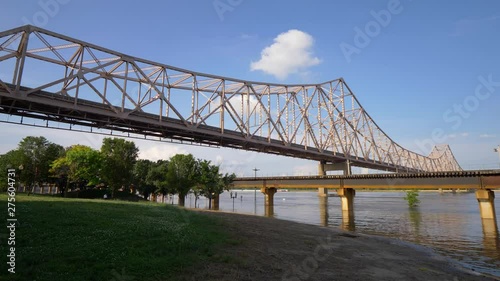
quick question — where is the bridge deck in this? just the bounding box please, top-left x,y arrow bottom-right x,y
232,170 -> 500,190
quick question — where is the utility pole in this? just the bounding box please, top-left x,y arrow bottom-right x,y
252,167 -> 259,212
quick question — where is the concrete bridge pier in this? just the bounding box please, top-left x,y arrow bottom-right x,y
261,187 -> 277,217
317,160 -> 352,197
476,189 -> 498,246
338,188 -> 355,230
261,187 -> 277,206
476,189 -> 497,221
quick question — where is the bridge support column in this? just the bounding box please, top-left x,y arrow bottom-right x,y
318,161 -> 328,197
318,160 -> 351,197
476,189 -> 497,221
318,160 -> 352,175
318,188 -> 328,197
261,187 -> 277,206
338,188 -> 355,230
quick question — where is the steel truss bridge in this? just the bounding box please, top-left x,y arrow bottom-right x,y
0,25 -> 461,172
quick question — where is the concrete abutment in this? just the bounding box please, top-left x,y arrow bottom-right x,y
317,160 -> 352,197
475,189 -> 497,221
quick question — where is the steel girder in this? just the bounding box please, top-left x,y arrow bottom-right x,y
0,25 -> 462,172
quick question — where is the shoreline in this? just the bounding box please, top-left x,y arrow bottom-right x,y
186,208 -> 499,280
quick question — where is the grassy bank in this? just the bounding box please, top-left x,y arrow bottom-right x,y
0,194 -> 231,281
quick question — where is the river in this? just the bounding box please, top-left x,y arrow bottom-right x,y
182,190 -> 500,277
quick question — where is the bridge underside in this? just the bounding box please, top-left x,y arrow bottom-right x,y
0,84 -> 416,172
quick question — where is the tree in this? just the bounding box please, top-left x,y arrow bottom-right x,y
132,159 -> 170,201
404,190 -> 420,207
197,160 -> 219,209
100,138 -> 138,198
16,136 -> 64,194
50,145 -> 103,192
0,150 -> 22,192
148,160 -> 170,202
197,159 -> 236,209
166,154 -> 198,207
132,159 -> 155,199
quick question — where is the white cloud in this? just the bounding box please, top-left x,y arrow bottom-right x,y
479,134 -> 496,138
250,29 -> 321,80
292,164 -> 317,176
138,144 -> 188,161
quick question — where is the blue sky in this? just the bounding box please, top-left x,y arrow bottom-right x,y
0,0 -> 499,174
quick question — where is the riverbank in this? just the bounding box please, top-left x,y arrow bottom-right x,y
180,210 -> 497,281
2,194 -> 496,280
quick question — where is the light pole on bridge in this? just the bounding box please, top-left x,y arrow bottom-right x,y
252,167 -> 259,212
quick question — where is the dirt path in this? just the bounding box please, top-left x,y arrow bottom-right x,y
179,210 -> 497,281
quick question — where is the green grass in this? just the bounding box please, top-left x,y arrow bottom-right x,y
0,194 -> 230,281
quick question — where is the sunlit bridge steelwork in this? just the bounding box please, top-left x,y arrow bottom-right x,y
0,25 -> 461,172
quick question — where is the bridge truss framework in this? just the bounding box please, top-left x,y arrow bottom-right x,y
0,25 -> 461,172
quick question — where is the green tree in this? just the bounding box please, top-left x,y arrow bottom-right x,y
166,154 -> 198,206
0,150 -> 23,192
16,136 -> 64,194
148,160 -> 170,201
100,138 -> 139,198
51,145 -> 103,191
404,190 -> 421,207
133,159 -> 155,199
132,159 -> 170,200
197,159 -> 236,209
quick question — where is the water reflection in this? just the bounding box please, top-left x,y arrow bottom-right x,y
409,208 -> 422,237
482,218 -> 499,262
265,205 -> 274,217
341,209 -> 355,231
319,196 -> 328,227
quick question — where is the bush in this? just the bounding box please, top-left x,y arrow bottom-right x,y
404,190 -> 420,207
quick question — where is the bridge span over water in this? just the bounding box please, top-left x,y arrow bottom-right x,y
0,25 -> 461,173
232,170 -> 499,231
0,25 -> 496,242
